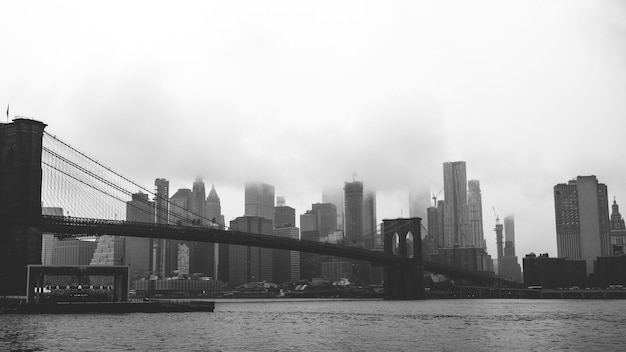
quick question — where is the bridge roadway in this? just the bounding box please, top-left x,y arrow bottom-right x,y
39,215 -> 499,285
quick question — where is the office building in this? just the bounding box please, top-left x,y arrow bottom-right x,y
322,186 -> 344,231
499,215 -> 522,282
275,198 -> 296,228
54,239 -> 98,265
167,188 -> 192,276
467,180 -> 486,249
154,178 -> 169,278
426,202 -> 443,250
229,216 -> 274,286
523,253 -> 587,289
554,176 -> 611,273
125,192 -> 155,282
594,255 -> 626,287
190,178 -> 213,277
443,161 -> 469,247
300,210 -> 322,280
344,181 -> 364,247
311,203 -> 338,238
363,189 -> 377,249
41,207 -> 64,265
435,247 -> 492,272
206,184 -> 227,282
245,182 -> 275,223
273,226 -> 300,284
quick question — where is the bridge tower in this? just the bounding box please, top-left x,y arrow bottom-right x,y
0,118 -> 47,296
383,217 -> 425,300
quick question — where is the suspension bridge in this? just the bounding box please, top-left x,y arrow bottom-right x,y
1,118 -> 501,300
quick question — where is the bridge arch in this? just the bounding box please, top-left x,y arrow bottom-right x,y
383,218 -> 425,300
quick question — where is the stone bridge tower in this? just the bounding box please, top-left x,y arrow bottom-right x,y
383,217 -> 425,300
0,119 -> 46,296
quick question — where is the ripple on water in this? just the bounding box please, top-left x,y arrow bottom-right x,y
1,299 -> 625,352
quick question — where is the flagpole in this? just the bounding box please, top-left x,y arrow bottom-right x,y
6,104 -> 9,123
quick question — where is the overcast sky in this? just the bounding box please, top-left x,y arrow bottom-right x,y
2,0 -> 625,260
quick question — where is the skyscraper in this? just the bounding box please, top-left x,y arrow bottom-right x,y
500,215 -> 522,282
206,183 -> 226,281
190,177 -> 214,277
426,202 -> 444,250
229,216 -> 274,286
300,209 -> 322,280
191,177 -> 206,225
344,181 -> 364,247
443,161 -> 469,247
322,186 -> 344,231
275,198 -> 296,228
409,190 -> 430,228
245,182 -> 275,223
206,184 -> 224,226
273,226 -> 300,284
311,203 -> 338,238
610,198 -> 626,255
467,180 -> 485,249
125,192 -> 155,282
363,189 -> 377,249
154,178 -> 169,278
554,176 -> 611,273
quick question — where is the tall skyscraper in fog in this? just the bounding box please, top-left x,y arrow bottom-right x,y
344,181 -> 364,247
500,215 -> 522,282
409,190 -> 430,227
467,180 -> 485,249
443,161 -> 469,247
245,182 -> 275,223
363,189 -> 377,249
554,176 -> 611,273
275,196 -> 296,228
322,186 -> 344,231
191,177 -> 206,225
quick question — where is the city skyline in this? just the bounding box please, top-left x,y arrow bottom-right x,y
2,0 -> 625,265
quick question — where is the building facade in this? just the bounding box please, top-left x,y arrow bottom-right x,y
322,186 -> 344,231
609,198 -> 626,255
363,190 -> 377,249
124,192 -> 155,283
499,215 -> 522,282
443,161 -> 469,247
229,216 -> 274,286
344,181 -> 364,247
467,180 -> 485,249
554,176 -> 611,273
244,182 -> 275,224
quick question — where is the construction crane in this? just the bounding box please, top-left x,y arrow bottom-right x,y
492,206 -> 500,224
432,188 -> 443,207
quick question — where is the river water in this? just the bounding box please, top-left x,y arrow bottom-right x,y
2,298 -> 625,351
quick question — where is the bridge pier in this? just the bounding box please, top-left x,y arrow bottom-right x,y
383,218 -> 425,300
0,119 -> 46,296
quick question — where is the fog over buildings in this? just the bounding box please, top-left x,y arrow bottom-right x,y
2,0 -> 626,261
